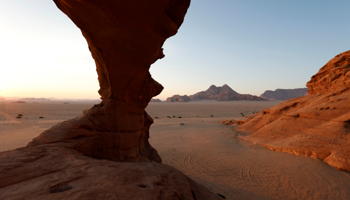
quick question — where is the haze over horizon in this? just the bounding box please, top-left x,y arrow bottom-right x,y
1,0 -> 349,100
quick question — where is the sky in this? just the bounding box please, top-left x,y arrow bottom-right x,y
1,1 -> 349,100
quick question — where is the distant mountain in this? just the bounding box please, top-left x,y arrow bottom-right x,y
166,84 -> 266,102
19,98 -> 51,101
150,98 -> 162,102
260,88 -> 308,100
0,96 -> 4,101
166,95 -> 191,102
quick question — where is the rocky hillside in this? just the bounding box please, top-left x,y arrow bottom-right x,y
260,88 -> 308,100
166,84 -> 266,102
232,50 -> 350,172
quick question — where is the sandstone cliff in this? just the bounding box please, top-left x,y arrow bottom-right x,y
260,88 -> 308,100
235,50 -> 350,171
166,84 -> 266,102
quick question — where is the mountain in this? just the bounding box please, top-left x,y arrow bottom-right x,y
150,98 -> 162,102
166,84 -> 266,102
166,95 -> 191,102
0,96 -> 4,101
19,98 -> 51,101
260,88 -> 308,100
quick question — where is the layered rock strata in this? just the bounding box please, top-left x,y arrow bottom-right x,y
237,51 -> 350,171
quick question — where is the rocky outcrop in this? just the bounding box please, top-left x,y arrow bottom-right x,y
260,88 -> 308,100
0,146 -> 220,200
307,51 -> 350,95
166,95 -> 191,102
0,0 -> 221,199
237,51 -> 350,171
27,0 -> 191,163
166,84 -> 266,102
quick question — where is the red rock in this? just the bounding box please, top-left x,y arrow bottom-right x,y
0,146 -> 220,200
307,50 -> 350,95
28,0 -> 191,162
0,0 -> 222,199
238,51 -> 350,171
219,119 -> 247,125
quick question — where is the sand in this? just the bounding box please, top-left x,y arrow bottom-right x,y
1,100 -> 350,199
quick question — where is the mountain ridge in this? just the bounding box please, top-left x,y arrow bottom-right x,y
166,84 -> 266,102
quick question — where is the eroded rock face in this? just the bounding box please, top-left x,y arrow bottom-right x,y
0,146 -> 220,200
27,0 -> 190,162
1,1 -> 223,199
307,50 -> 350,95
237,51 -> 350,171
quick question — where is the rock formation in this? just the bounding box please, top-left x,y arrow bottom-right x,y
166,84 -> 266,102
260,88 -> 308,100
150,98 -> 162,102
0,146 -> 220,200
236,50 -> 350,171
166,94 -> 191,102
27,0 -> 192,163
0,0 -> 221,199
191,84 -> 266,101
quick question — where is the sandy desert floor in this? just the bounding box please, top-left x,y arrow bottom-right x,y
1,100 -> 350,200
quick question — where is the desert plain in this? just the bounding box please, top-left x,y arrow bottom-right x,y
1,100 -> 350,200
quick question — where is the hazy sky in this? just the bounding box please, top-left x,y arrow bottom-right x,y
1,1 -> 349,100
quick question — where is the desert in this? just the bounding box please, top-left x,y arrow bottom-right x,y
2,100 -> 350,199
1,0 -> 350,199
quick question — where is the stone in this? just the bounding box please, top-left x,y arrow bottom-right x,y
238,50 -> 350,171
0,146 -> 220,200
0,0 -> 222,199
307,50 -> 350,95
28,0 -> 191,162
